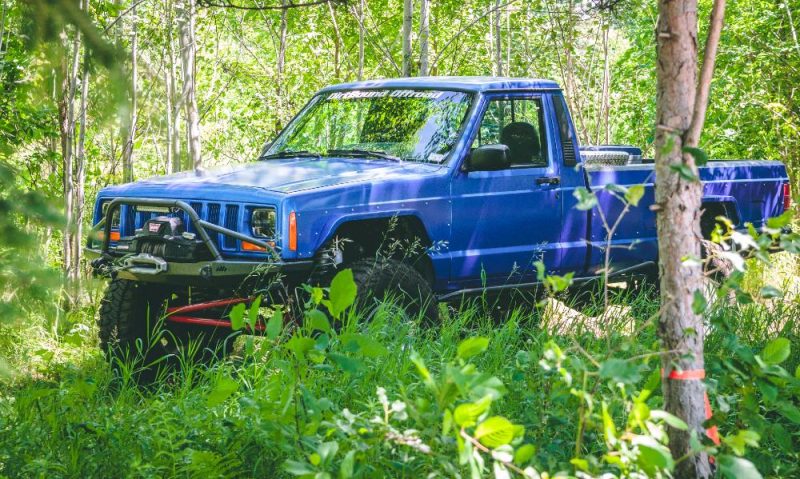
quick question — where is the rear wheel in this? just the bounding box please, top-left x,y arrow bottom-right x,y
349,258 -> 439,324
98,280 -> 234,376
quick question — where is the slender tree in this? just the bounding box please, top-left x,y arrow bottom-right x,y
121,0 -> 138,182
401,0 -> 412,76
58,17 -> 81,286
74,0 -> 90,293
419,0 -> 429,75
357,0 -> 364,79
654,0 -> 726,476
493,0 -> 502,75
178,0 -> 201,170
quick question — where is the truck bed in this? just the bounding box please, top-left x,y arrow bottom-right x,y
581,160 -> 789,274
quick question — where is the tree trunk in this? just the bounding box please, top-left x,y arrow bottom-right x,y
178,0 -> 201,170
493,0 -> 502,76
59,24 -> 81,285
401,0 -> 412,76
358,0 -> 364,79
74,21 -> 89,294
327,0 -> 342,80
168,0 -> 182,172
121,2 -> 138,183
273,0 -> 288,133
165,0 -> 176,174
419,0 -> 429,75
654,1 -> 711,477
603,20 -> 610,144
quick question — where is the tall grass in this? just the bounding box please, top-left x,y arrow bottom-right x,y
0,257 -> 798,478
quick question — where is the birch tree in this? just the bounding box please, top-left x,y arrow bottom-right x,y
121,1 -> 138,182
178,0 -> 201,170
419,0 -> 429,75
654,0 -> 726,476
401,0 -> 412,76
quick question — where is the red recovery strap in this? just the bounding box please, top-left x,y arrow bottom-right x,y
662,368 -> 721,446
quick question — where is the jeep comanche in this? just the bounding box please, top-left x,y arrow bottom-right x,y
88,77 -> 791,358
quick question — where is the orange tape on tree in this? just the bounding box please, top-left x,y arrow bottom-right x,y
661,368 -> 721,446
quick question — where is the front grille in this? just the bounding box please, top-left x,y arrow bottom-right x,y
223,205 -> 240,249
115,200 -> 270,253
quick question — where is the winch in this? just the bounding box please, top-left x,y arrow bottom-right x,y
116,215 -> 214,262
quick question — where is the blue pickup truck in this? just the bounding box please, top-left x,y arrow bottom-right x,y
88,77 -> 790,358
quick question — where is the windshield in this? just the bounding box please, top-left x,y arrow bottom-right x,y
264,89 -> 472,163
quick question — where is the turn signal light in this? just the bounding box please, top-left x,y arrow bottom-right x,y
288,211 -> 297,252
784,183 -> 792,211
242,241 -> 267,252
98,231 -> 121,242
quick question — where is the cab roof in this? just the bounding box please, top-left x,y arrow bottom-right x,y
318,76 -> 562,94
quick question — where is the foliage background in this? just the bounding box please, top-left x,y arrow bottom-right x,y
1,0 -> 800,477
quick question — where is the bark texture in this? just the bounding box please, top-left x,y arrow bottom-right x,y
121,2 -> 138,183
401,0 -> 412,76
655,1 -> 712,477
419,0 -> 430,75
178,0 -> 201,170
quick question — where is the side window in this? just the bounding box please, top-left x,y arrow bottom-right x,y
471,98 -> 548,167
553,95 -> 577,167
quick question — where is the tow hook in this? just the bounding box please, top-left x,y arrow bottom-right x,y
90,257 -> 116,279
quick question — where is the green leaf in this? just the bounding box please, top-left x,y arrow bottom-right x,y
599,358 -> 641,385
682,145 -> 709,166
601,402 -> 617,445
650,410 -> 689,430
759,286 -> 783,299
266,307 -> 283,340
717,455 -> 763,479
573,187 -> 598,211
670,163 -> 699,182
778,403 -> 800,424
229,303 -> 246,331
328,269 -> 357,318
625,184 -> 645,206
247,295 -> 262,329
206,377 -> 239,407
761,337 -> 791,365
341,333 -> 388,358
692,289 -> 708,315
328,353 -> 364,374
636,443 -> 675,476
454,396 -> 492,427
766,210 -> 793,230
286,335 -> 316,360
457,337 -> 490,361
474,416 -> 516,448
306,309 -> 331,334
283,460 -> 316,476
339,450 -> 356,479
513,444 -> 536,465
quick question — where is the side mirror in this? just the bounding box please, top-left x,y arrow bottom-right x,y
464,144 -> 511,172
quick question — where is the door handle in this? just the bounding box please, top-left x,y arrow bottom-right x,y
535,176 -> 561,186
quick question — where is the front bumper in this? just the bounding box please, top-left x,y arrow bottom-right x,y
87,197 -> 313,285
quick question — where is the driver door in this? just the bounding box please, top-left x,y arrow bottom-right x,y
450,94 -> 563,288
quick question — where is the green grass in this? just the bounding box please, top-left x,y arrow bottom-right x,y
0,268 -> 798,478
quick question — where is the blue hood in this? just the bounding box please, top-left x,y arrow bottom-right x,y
102,157 -> 444,199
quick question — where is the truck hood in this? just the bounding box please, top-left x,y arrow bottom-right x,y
110,157 -> 443,196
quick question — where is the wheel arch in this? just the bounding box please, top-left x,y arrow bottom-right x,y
700,196 -> 740,238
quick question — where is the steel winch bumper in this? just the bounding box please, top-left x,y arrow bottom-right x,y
85,197 -> 312,285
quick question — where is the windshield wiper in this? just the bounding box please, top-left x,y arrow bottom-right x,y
327,148 -> 402,162
260,150 -> 322,160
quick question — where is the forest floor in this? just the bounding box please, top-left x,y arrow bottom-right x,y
0,255 -> 798,478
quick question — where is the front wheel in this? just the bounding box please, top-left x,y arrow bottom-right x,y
98,280 -> 233,375
349,258 -> 439,324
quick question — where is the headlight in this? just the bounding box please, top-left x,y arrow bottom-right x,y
101,201 -> 121,229
251,208 -> 276,238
